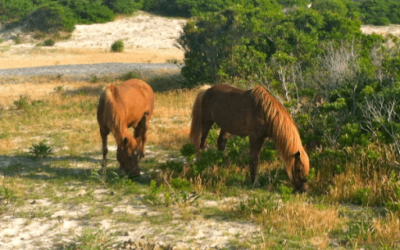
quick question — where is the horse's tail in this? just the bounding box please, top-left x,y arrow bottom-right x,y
190,87 -> 209,150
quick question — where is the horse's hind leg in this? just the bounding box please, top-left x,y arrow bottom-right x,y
249,135 -> 266,187
100,126 -> 110,175
200,121 -> 214,150
217,130 -> 230,151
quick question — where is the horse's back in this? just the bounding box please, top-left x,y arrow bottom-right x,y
203,84 -> 257,136
98,79 -> 154,129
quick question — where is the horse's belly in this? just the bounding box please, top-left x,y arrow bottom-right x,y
213,113 -> 252,137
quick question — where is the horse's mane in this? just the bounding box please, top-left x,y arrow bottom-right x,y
251,86 -> 308,179
102,84 -> 126,144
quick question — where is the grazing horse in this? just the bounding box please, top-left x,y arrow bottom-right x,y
189,84 -> 309,192
97,79 -> 154,175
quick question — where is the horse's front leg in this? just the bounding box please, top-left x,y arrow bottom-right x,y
249,135 -> 266,188
100,127 -> 110,176
134,115 -> 147,159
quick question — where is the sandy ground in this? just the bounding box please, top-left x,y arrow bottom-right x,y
0,12 -> 186,69
361,24 -> 400,37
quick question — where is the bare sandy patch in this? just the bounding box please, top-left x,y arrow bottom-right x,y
0,12 -> 186,69
361,24 -> 400,37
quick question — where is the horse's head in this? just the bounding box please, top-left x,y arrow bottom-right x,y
117,137 -> 141,175
292,150 -> 310,193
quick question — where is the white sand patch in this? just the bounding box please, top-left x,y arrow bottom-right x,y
55,13 -> 186,50
361,24 -> 400,37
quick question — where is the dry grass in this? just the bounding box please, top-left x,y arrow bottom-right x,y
0,47 -> 183,69
0,80 -> 202,153
373,214 -> 400,248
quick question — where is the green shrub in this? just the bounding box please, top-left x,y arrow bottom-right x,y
0,0 -> 35,20
280,184 -> 293,202
63,0 -> 115,24
180,143 -> 197,161
43,39 -> 55,46
13,95 -> 29,110
0,38 -> 3,44
312,0 -> 349,16
103,0 -> 143,14
120,71 -> 139,81
171,177 -> 191,191
111,40 -> 124,52
25,3 -> 77,32
14,34 -> 22,44
359,0 -> 390,25
29,140 -> 54,158
354,188 -> 370,205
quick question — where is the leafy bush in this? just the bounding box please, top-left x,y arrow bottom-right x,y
14,34 -> 22,44
61,0 -> 115,24
29,140 -> 54,158
43,38 -> 55,46
111,40 -> 124,52
357,0 -> 400,25
13,95 -> 29,110
103,0 -> 143,14
312,0 -> 349,16
178,4 -> 361,87
25,3 -> 77,32
120,71 -> 140,81
0,0 -> 35,20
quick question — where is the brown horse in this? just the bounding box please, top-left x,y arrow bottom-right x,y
97,79 -> 154,175
190,84 -> 309,192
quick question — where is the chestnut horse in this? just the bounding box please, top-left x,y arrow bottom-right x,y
97,79 -> 154,176
190,84 -> 309,192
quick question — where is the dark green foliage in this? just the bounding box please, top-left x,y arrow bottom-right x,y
171,177 -> 191,191
144,0 -> 281,17
312,0 -> 348,16
159,160 -> 184,173
25,3 -> 77,32
0,0 -> 35,20
359,0 -> 390,25
120,71 -> 140,81
59,0 -> 115,24
178,4 -> 361,86
180,143 -> 197,161
43,38 -> 55,46
278,0 -> 309,7
358,0 -> 400,25
111,40 -> 124,52
354,188 -> 370,205
103,0 -> 143,14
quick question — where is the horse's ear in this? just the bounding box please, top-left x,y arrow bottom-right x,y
295,151 -> 300,158
123,137 -> 129,145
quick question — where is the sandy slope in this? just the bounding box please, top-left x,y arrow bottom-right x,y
0,12 -> 186,69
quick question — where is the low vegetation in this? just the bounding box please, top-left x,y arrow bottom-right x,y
0,70 -> 399,248
111,40 -> 124,52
